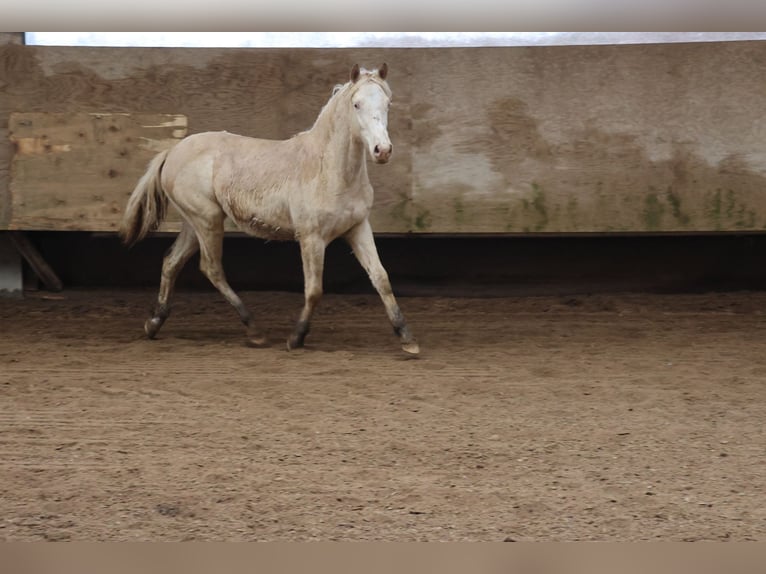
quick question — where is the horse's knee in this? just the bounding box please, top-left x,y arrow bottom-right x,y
199,258 -> 211,275
162,255 -> 183,275
369,270 -> 392,295
200,260 -> 223,283
305,286 -> 323,307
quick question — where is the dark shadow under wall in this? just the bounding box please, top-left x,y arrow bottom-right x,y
16,232 -> 766,297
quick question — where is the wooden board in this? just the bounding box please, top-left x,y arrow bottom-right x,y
2,43 -> 766,234
8,112 -> 186,231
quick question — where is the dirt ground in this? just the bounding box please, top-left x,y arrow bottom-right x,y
1,288 -> 765,541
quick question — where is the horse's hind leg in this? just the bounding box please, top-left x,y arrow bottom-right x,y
194,215 -> 268,347
145,221 -> 199,338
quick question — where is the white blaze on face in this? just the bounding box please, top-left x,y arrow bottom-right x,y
352,82 -> 392,164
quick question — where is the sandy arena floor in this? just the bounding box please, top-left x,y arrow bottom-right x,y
1,289 -> 764,541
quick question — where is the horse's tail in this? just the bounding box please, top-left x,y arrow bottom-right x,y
118,149 -> 170,247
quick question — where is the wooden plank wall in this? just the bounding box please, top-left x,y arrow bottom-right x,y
2,38 -> 766,233
0,33 -> 23,229
9,112 -> 186,230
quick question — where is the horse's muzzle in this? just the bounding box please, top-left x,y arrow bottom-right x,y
373,143 -> 392,164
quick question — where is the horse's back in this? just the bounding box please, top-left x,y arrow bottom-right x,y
169,130 -> 246,160
162,131 -> 249,190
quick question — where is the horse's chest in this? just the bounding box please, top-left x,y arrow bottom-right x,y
317,194 -> 370,235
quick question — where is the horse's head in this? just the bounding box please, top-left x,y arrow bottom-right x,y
348,63 -> 393,164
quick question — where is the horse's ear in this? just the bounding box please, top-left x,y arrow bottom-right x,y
350,64 -> 360,83
378,63 -> 388,80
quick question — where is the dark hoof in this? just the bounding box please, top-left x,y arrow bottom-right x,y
286,321 -> 309,351
144,317 -> 163,339
286,336 -> 305,352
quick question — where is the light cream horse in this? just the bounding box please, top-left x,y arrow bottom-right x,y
119,63 -> 419,355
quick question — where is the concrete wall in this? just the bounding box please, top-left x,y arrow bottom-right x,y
1,38 -> 765,233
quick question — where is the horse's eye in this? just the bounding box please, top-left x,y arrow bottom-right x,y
353,102 -> 360,110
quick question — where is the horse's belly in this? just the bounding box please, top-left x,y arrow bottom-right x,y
223,192 -> 296,240
238,215 -> 296,241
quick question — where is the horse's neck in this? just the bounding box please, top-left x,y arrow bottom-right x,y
309,96 -> 366,174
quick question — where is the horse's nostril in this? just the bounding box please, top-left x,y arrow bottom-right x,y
374,145 -> 380,155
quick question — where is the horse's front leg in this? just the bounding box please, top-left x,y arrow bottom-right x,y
345,219 -> 419,356
287,234 -> 327,351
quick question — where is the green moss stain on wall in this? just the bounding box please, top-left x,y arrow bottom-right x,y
530,182 -> 549,231
707,189 -> 723,230
665,187 -> 690,226
414,209 -> 432,231
453,197 -> 465,226
643,191 -> 665,231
